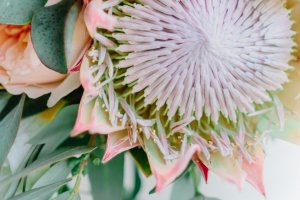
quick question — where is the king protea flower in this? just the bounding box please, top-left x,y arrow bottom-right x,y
73,0 -> 298,196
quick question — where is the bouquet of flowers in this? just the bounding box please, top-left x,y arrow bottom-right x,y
0,0 -> 299,199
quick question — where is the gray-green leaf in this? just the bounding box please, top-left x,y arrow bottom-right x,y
171,174 -> 195,200
29,105 -> 79,155
0,146 -> 96,188
0,0 -> 47,24
30,161 -> 72,200
0,95 -> 25,168
52,192 -> 81,200
31,0 -> 83,73
8,179 -> 71,200
88,148 -> 125,200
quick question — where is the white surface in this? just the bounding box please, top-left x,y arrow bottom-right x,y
81,139 -> 300,200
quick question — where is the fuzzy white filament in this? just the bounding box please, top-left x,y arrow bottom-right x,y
114,0 -> 294,123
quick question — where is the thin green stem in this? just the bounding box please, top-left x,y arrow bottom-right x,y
67,158 -> 87,200
67,135 -> 96,200
191,166 -> 202,197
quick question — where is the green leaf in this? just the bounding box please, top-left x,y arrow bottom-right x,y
0,0 -> 47,24
171,174 -> 195,200
0,91 -> 11,112
123,167 -> 141,200
191,196 -> 220,200
52,191 -> 70,200
171,171 -> 220,200
0,95 -> 25,168
130,148 -> 152,177
31,161 -> 71,200
29,105 -> 79,155
0,146 -> 96,188
31,0 -> 83,73
52,192 -> 81,200
88,148 -> 124,200
33,161 -> 71,189
8,179 -> 71,200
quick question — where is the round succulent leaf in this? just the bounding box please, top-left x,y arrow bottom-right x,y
0,0 -> 47,24
31,0 -> 83,74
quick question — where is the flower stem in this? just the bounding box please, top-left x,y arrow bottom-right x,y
67,158 -> 88,200
192,166 -> 202,197
67,135 -> 96,200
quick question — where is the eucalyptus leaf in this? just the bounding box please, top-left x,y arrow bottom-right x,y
29,105 -> 79,155
0,0 -> 47,24
4,146 -> 36,199
191,196 -> 220,200
0,95 -> 25,168
52,191 -> 81,200
30,162 -> 71,200
88,148 -> 124,200
0,146 -> 96,188
52,191 -> 70,200
171,174 -> 195,200
33,161 -> 71,189
123,167 -> 141,200
0,91 -> 11,112
8,179 -> 71,200
171,173 -> 220,200
31,0 -> 83,73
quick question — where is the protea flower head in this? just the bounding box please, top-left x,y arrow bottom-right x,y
73,0 -> 297,195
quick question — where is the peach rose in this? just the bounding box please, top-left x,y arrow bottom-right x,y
0,1 -> 91,106
0,24 -> 65,98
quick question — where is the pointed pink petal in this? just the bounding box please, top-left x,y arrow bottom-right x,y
102,130 -> 138,163
243,148 -> 266,196
144,138 -> 201,192
89,98 -> 124,134
200,153 -> 246,190
193,154 -> 209,183
80,56 -> 99,97
71,93 -> 94,136
71,93 -> 124,136
84,0 -> 116,37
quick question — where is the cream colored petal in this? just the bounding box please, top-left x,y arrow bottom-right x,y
279,61 -> 300,114
287,0 -> 300,58
67,9 -> 91,70
47,73 -> 81,107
